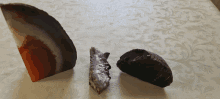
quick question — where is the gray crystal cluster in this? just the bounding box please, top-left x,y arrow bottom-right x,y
89,47 -> 111,94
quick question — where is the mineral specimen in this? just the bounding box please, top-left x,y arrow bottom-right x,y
0,3 -> 77,82
89,47 -> 111,94
117,49 -> 173,88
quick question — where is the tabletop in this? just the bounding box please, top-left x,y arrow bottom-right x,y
0,0 -> 220,99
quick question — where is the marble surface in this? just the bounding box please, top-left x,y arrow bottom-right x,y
1,0 -> 220,99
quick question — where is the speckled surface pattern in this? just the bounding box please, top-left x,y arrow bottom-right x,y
1,0 -> 220,99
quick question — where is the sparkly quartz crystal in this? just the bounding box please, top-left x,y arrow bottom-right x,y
89,47 -> 111,94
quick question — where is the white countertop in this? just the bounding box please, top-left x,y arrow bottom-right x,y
1,0 -> 220,99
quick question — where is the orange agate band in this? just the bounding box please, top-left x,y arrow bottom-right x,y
18,35 -> 56,82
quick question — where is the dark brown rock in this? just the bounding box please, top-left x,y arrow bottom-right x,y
117,49 -> 173,88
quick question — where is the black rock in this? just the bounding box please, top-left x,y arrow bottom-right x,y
116,49 -> 173,88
